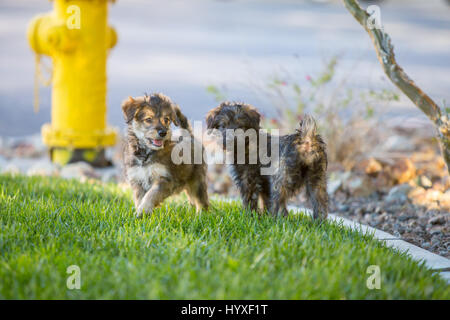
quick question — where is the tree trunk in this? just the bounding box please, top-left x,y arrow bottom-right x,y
342,0 -> 450,174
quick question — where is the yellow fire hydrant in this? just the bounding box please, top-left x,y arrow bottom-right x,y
27,0 -> 117,166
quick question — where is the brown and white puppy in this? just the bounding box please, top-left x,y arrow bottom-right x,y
122,93 -> 209,217
206,102 -> 328,220
206,102 -> 271,213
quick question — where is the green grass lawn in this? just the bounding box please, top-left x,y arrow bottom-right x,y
0,174 -> 448,299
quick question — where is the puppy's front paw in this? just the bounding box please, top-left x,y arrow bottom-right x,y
135,204 -> 153,218
135,209 -> 144,219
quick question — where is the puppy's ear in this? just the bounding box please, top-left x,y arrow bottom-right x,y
171,104 -> 191,130
170,105 -> 180,126
245,105 -> 261,129
121,96 -> 138,124
206,108 -> 219,129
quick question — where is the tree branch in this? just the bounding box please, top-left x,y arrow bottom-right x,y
342,0 -> 450,173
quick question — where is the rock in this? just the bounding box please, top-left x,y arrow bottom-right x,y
428,215 -> 447,225
353,158 -> 383,176
327,179 -> 342,195
372,220 -> 381,227
413,189 -> 444,210
327,162 -> 345,172
422,242 -> 431,249
11,142 -> 37,158
385,183 -> 413,204
213,176 -> 232,194
60,162 -> 99,180
388,158 -> 416,184
343,175 -> 375,197
329,171 -> 350,180
1,163 -> 20,175
408,186 -> 426,202
431,235 -> 441,245
429,226 -> 442,236
337,203 -> 350,212
373,171 -> 395,192
411,150 -> 435,163
27,160 -> 59,176
408,220 -> 418,228
431,181 -> 446,192
383,135 -> 416,152
379,212 -> 388,221
442,176 -> 450,190
398,226 -> 406,234
355,207 -> 365,216
387,204 -> 402,214
418,175 -> 432,189
327,171 -> 352,195
417,162 -> 446,181
97,167 -> 120,183
413,226 -> 423,234
27,134 -> 47,156
441,190 -> 450,209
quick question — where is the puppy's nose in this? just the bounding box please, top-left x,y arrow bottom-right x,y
158,129 -> 167,137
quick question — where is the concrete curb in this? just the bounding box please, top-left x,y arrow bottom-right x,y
287,205 -> 450,283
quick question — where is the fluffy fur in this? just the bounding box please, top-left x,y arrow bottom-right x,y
270,115 -> 328,219
206,102 -> 271,212
206,102 -> 328,220
122,93 -> 208,218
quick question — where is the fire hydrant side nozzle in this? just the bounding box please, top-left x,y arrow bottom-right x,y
27,0 -> 118,167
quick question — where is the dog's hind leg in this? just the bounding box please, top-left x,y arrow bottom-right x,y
270,196 -> 288,217
186,180 -> 209,212
259,180 -> 272,213
269,181 -> 289,217
196,182 -> 209,212
136,180 -> 174,218
306,176 -> 328,221
240,187 -> 259,213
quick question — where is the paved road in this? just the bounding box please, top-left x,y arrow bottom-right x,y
0,0 -> 449,136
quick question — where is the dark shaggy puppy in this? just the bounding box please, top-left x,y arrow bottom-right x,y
122,93 -> 208,217
206,102 -> 328,220
206,102 -> 271,212
271,115 -> 328,220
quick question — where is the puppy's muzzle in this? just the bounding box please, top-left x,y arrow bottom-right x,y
148,127 -> 169,148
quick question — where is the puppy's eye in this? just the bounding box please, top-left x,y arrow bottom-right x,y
144,117 -> 153,124
164,117 -> 171,124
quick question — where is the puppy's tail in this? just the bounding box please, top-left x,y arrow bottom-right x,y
174,105 -> 192,133
297,114 -> 317,138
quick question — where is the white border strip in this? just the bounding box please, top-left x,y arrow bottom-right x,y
287,205 -> 450,283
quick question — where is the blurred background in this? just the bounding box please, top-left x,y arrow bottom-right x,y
0,0 -> 449,256
1,0 -> 449,135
